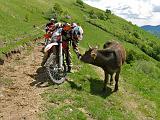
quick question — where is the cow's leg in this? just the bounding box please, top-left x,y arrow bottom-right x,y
114,69 -> 120,92
110,73 -> 114,85
103,71 -> 109,91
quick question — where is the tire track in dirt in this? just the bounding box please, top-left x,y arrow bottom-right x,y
0,41 -> 49,120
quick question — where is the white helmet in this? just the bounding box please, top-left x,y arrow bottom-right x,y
55,22 -> 62,28
71,23 -> 77,28
72,26 -> 83,40
50,18 -> 55,21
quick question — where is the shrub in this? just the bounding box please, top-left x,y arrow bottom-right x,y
105,9 -> 111,14
126,50 -> 138,63
141,44 -> 154,57
90,14 -> 98,19
126,49 -> 149,64
88,10 -> 95,16
88,10 -> 98,19
132,32 -> 141,39
76,0 -> 84,6
156,54 -> 160,61
97,12 -> 108,20
123,25 -> 132,33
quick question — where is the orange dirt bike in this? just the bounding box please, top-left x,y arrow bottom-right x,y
43,30 -> 67,84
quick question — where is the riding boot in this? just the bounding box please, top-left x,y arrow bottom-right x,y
64,47 -> 72,73
67,66 -> 72,73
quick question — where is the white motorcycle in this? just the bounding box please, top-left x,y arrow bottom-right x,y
43,29 -> 66,84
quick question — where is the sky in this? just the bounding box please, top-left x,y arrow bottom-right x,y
83,0 -> 160,26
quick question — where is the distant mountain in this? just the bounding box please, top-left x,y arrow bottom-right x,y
141,25 -> 160,37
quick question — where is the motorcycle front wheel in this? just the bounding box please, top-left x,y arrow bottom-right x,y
45,53 -> 66,84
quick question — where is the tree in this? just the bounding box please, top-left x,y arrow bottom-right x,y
105,9 -> 111,14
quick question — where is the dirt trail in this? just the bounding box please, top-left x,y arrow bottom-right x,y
0,41 -> 49,120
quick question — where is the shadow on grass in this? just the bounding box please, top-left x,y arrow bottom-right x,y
66,80 -> 83,91
88,78 -> 113,99
26,67 -> 53,88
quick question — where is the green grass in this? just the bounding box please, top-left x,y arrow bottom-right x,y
1,0 -> 160,120
41,52 -> 159,120
0,77 -> 13,86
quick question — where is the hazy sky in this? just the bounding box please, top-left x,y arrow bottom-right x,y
83,0 -> 160,26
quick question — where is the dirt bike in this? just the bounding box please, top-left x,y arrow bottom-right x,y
43,30 -> 67,84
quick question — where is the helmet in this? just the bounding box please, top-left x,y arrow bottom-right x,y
55,22 -> 62,28
72,26 -> 83,41
71,23 -> 77,28
50,18 -> 55,21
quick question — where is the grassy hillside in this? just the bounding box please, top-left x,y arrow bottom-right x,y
1,0 -> 160,120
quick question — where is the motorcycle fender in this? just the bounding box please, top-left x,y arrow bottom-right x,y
44,43 -> 58,53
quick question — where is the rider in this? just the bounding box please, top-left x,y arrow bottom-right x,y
61,23 -> 83,72
42,22 -> 83,73
43,18 -> 56,47
45,18 -> 55,33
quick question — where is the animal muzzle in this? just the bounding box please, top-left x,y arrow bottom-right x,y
80,55 -> 85,62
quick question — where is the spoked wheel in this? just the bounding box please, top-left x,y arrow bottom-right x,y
45,53 -> 67,84
46,64 -> 66,84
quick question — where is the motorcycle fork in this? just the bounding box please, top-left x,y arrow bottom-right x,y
58,36 -> 63,69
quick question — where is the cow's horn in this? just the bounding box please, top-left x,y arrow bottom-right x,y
88,44 -> 92,49
95,45 -> 99,49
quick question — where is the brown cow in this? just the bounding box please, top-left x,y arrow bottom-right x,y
80,41 -> 126,91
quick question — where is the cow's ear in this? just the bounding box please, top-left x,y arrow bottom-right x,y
88,44 -> 92,50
